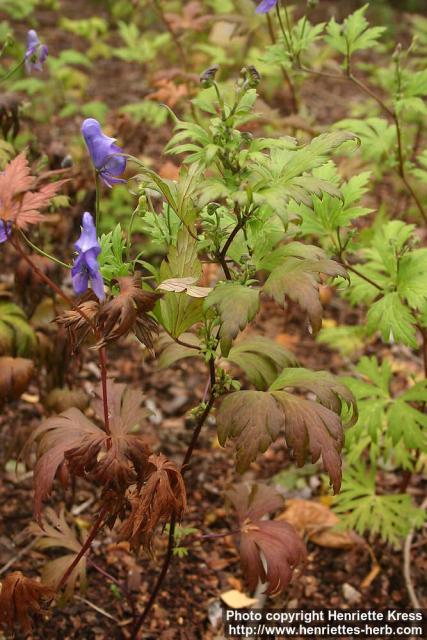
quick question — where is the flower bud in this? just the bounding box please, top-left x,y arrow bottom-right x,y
200,65 -> 219,88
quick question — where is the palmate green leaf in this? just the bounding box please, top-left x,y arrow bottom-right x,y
296,163 -> 372,236
325,5 -> 386,58
226,336 -> 298,390
412,149 -> 427,184
335,118 -> 396,166
204,283 -> 260,356
262,244 -> 347,333
343,356 -> 427,456
0,302 -> 36,357
367,292 -> 417,348
317,324 -> 367,359
249,131 -> 358,209
156,230 -> 204,338
397,248 -> 427,309
216,369 -> 355,491
333,464 -> 425,547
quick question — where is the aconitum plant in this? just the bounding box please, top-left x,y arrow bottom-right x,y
0,61 -> 359,636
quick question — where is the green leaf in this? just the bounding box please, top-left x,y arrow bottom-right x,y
0,302 -> 36,357
334,464 -> 425,547
157,230 -> 204,337
204,283 -> 260,356
226,336 -> 298,390
157,333 -> 201,369
367,292 -> 417,348
325,5 -> 386,58
263,246 -> 347,333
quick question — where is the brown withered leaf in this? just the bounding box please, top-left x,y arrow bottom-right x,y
97,275 -> 161,350
120,453 -> 186,552
0,356 -> 34,404
227,484 -> 306,595
148,79 -> 188,108
0,571 -> 54,635
217,370 -> 356,492
277,499 -> 359,549
29,508 -> 87,600
164,2 -> 212,32
0,151 -> 67,229
24,380 -> 151,520
55,293 -> 100,351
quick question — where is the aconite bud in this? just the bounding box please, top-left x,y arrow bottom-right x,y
200,65 -> 219,88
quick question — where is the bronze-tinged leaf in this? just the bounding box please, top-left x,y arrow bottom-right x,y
263,253 -> 347,333
0,571 -> 54,635
25,381 -> 151,520
97,275 -> 161,350
216,370 -> 355,492
204,282 -> 260,356
0,151 -> 67,228
273,392 -> 344,493
217,391 -> 283,473
29,508 -> 87,601
0,356 -> 34,404
120,453 -> 186,552
227,484 -> 306,595
55,295 -> 100,351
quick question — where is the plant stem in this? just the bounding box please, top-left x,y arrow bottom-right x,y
266,14 -> 298,113
9,233 -> 111,434
0,58 -> 25,83
131,359 -> 217,638
342,262 -> 383,291
19,230 -> 71,269
58,506 -> 109,591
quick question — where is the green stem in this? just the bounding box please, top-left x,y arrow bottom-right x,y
19,230 -> 71,269
0,58 -> 25,84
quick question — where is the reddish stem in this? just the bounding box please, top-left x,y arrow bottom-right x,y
58,507 -> 108,590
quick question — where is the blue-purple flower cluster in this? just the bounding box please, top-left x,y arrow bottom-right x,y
71,212 -> 105,301
25,30 -> 48,73
81,118 -> 127,188
256,0 -> 278,14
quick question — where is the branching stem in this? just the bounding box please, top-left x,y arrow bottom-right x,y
131,358 -> 217,638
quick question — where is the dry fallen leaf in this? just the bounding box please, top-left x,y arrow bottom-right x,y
278,499 -> 360,549
220,589 -> 258,609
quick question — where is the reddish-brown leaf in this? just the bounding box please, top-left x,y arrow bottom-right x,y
120,453 -> 186,552
0,572 -> 53,635
228,484 -> 306,595
97,275 -> 161,350
217,370 -> 356,492
0,356 -> 34,404
24,381 -> 151,521
0,151 -> 67,229
55,294 -> 100,351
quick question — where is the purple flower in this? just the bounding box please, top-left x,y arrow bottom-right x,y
81,118 -> 127,188
0,221 -> 11,244
256,0 -> 278,13
71,212 -> 105,301
25,30 -> 48,73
